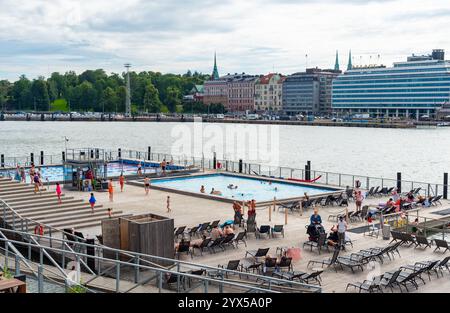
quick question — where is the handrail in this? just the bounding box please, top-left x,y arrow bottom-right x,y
0,227 -> 320,293
0,230 -> 320,293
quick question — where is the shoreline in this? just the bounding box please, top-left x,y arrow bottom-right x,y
0,116 -> 433,129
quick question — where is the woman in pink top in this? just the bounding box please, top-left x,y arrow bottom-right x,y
355,191 -> 363,212
55,182 -> 62,204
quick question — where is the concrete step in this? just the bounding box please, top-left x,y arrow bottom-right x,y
26,209 -> 115,225
8,196 -> 83,209
45,212 -> 127,229
48,213 -> 132,231
1,193 -> 64,202
0,182 -> 25,188
5,196 -> 75,205
0,184 -> 34,192
0,189 -> 49,196
14,203 -> 102,215
11,205 -> 107,220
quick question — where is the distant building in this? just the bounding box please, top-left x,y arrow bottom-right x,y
282,68 -> 341,115
203,54 -> 229,108
254,73 -> 285,112
332,49 -> 450,118
227,74 -> 258,112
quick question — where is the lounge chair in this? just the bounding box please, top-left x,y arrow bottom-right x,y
207,220 -> 220,232
233,231 -> 247,248
175,241 -> 192,259
327,209 -> 347,222
431,195 -> 442,206
414,235 -> 432,249
366,187 -> 375,198
245,247 -> 270,260
262,257 -> 278,276
389,231 -> 403,244
185,226 -> 199,239
277,257 -> 293,272
174,226 -> 186,239
165,272 -> 186,291
346,277 -> 382,293
196,222 -> 210,236
271,225 -> 284,238
307,248 -> 340,271
256,225 -> 271,239
433,239 -> 450,253
208,260 -> 241,279
278,201 -> 300,213
399,232 -> 416,247
401,260 -> 440,281
378,270 -> 402,293
337,256 -> 366,273
240,258 -> 262,274
219,234 -> 236,250
208,237 -> 225,253
191,237 -> 212,256
303,233 -> 328,254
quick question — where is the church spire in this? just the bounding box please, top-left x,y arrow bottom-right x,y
211,52 -> 219,80
334,50 -> 340,71
347,50 -> 353,71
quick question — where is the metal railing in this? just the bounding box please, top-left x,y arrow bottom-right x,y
0,199 -> 320,293
2,147 -> 447,198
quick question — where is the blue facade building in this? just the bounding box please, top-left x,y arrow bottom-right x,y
332,49 -> 450,118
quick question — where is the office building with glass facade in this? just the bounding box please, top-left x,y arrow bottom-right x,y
332,49 -> 450,118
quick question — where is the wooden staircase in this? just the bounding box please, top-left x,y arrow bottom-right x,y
0,176 -> 130,230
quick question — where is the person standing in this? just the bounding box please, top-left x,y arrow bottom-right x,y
33,173 -> 40,194
161,159 -> 167,175
108,179 -> 114,202
89,193 -> 96,212
355,190 -> 363,212
337,216 -> 348,250
137,162 -> 142,176
119,174 -> 125,192
166,195 -> 171,213
20,167 -> 26,183
144,176 -> 150,195
56,182 -> 62,204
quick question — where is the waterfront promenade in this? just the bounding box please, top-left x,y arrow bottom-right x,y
63,176 -> 450,293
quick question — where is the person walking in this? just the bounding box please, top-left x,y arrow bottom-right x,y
89,193 -> 96,213
337,216 -> 348,250
56,182 -> 62,204
108,179 -> 114,202
33,173 -> 40,194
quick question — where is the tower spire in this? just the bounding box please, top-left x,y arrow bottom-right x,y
211,52 -> 219,80
334,50 -> 340,71
347,50 -> 353,71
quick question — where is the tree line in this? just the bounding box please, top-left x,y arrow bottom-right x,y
0,69 -> 226,114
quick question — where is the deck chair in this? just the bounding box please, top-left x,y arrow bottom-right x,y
389,231 -> 402,244
174,226 -> 186,239
196,222 -> 210,236
366,187 -> 375,198
185,226 -> 199,239
433,239 -> 450,253
379,270 -> 402,293
414,235 -> 432,249
256,225 -> 271,239
303,233 -> 328,254
208,237 -> 225,253
336,256 -> 365,273
233,231 -> 247,247
207,220 -> 220,232
263,257 -> 278,275
240,258 -> 263,274
245,247 -> 270,260
191,237 -> 212,256
220,234 -> 236,250
431,195 -> 442,206
271,225 -> 284,238
307,248 -> 340,271
175,241 -> 192,259
346,277 -> 382,293
165,272 -> 186,292
277,257 -> 293,272
209,260 -> 241,279
278,201 -> 300,213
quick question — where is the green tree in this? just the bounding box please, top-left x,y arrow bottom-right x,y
30,77 -> 50,111
143,83 -> 162,112
165,86 -> 181,112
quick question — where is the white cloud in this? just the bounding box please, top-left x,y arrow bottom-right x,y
0,0 -> 449,81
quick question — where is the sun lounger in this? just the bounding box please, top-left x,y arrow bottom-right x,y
240,258 -> 262,274
431,195 -> 442,206
278,201 -> 300,213
433,239 -> 450,253
346,277 -> 382,293
245,247 -> 270,260
233,231 -> 247,247
256,225 -> 271,239
414,235 -> 432,249
219,234 -> 236,250
208,237 -> 225,253
208,260 -> 241,279
378,270 -> 402,293
174,226 -> 186,239
277,257 -> 293,272
307,248 -> 340,271
191,237 -> 212,256
303,233 -> 329,254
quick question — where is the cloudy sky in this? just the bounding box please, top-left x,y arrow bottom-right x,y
1,0 -> 450,81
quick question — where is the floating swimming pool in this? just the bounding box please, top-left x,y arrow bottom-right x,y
0,160 -> 184,183
151,173 -> 341,203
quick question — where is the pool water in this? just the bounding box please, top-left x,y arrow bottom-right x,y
0,160 -> 182,183
151,174 -> 339,202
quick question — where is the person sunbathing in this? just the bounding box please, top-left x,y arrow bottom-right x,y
210,188 -> 222,195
